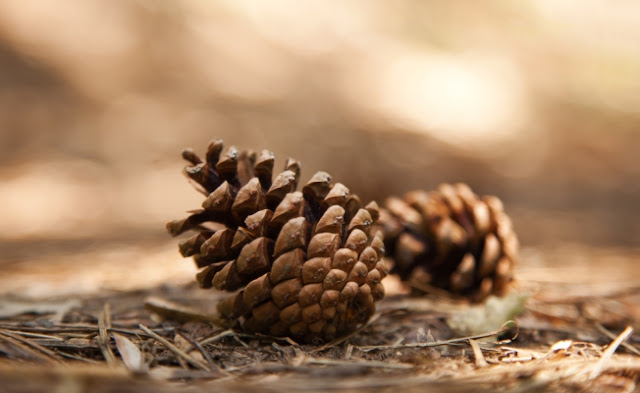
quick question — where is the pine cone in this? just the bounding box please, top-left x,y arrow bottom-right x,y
378,183 -> 518,302
167,139 -> 388,343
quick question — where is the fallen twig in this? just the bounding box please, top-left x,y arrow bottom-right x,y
469,339 -> 487,367
139,324 -> 210,371
357,321 -> 518,352
589,325 -> 634,379
0,329 -> 61,364
595,323 -> 640,356
97,304 -> 118,367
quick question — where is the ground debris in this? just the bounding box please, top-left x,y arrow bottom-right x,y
0,277 -> 638,393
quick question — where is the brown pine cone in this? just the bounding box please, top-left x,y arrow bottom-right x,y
377,183 -> 518,302
167,139 -> 388,343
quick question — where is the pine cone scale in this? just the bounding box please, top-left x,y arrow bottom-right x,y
270,249 -> 305,284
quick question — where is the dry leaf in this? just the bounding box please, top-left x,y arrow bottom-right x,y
448,292 -> 528,336
113,333 -> 146,373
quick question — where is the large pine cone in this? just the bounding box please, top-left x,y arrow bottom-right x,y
378,183 -> 518,302
167,139 -> 388,343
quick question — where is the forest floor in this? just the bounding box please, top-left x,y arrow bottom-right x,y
1,242 -> 639,393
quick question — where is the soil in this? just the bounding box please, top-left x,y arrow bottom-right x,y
1,243 -> 639,393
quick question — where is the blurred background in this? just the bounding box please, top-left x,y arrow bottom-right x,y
1,0 -> 638,297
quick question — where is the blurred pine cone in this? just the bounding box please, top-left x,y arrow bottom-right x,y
167,139 -> 388,343
378,183 -> 518,302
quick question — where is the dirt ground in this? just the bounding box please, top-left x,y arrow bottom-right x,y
1,242 -> 639,393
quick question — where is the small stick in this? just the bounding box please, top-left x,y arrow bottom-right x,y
139,324 -> 210,371
198,329 -> 236,346
589,325 -> 634,379
357,321 -> 518,352
0,330 -> 61,364
233,335 -> 250,348
595,323 -> 640,356
176,330 -> 229,375
0,323 -> 173,335
98,304 -> 118,366
8,331 -> 64,341
469,339 -> 488,368
344,344 -> 354,360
